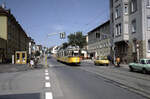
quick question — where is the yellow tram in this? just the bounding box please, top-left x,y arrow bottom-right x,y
57,46 -> 81,65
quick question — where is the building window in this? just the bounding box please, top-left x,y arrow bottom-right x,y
115,0 -> 119,2
115,23 -> 122,36
130,0 -> 137,13
110,0 -> 113,8
147,0 -> 150,7
96,33 -> 100,38
115,5 -> 121,19
132,40 -> 136,52
124,4 -> 128,14
148,40 -> 150,51
131,20 -> 136,33
147,17 -> 150,30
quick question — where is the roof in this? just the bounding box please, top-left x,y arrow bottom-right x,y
87,20 -> 110,35
0,6 -> 29,38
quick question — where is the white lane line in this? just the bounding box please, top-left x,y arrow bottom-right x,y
45,69 -> 48,73
45,72 -> 49,76
49,64 -> 54,67
45,76 -> 50,80
45,92 -> 53,99
45,82 -> 51,88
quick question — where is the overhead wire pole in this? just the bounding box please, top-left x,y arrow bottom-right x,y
48,32 -> 61,36
48,32 -> 66,39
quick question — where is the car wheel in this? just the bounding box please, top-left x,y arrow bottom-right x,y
142,68 -> 147,74
129,66 -> 134,72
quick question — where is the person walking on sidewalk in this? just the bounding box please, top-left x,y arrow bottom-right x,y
29,58 -> 34,69
116,56 -> 120,67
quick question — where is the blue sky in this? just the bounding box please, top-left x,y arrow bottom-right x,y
1,0 -> 109,47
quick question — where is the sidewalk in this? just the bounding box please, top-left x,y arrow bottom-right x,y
0,64 -> 28,73
0,57 -> 46,73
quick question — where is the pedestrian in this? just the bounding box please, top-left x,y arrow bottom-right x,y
29,58 -> 34,69
34,58 -> 39,68
107,55 -> 112,65
116,56 -> 120,67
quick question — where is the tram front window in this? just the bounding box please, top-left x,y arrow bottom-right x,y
74,53 -> 79,56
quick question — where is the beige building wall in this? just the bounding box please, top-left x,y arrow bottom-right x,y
0,16 -> 7,40
87,21 -> 111,59
0,7 -> 30,62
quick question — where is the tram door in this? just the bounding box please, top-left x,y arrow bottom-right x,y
15,51 -> 27,64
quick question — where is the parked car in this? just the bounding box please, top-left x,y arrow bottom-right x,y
129,59 -> 150,74
94,58 -> 110,66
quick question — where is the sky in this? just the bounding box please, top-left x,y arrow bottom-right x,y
0,0 -> 109,47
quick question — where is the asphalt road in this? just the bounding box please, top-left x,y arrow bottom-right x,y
0,57 -> 148,99
47,58 -> 148,99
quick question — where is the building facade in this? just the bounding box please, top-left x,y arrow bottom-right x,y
110,0 -> 150,63
87,21 -> 111,59
0,38 -> 6,63
0,6 -> 29,63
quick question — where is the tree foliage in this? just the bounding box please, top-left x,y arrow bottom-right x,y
62,42 -> 69,49
68,32 -> 86,49
35,51 -> 41,57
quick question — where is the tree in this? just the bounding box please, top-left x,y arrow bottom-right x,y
68,33 -> 76,46
62,42 -> 69,49
68,32 -> 87,49
35,51 -> 41,57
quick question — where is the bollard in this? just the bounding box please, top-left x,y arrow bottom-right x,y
45,55 -> 48,68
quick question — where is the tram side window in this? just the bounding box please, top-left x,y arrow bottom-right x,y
22,53 -> 25,59
17,53 -> 19,60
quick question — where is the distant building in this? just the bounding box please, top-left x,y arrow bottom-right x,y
87,20 -> 111,59
36,45 -> 43,54
28,37 -> 36,58
0,6 -> 29,63
110,0 -> 150,63
81,35 -> 88,59
51,46 -> 59,54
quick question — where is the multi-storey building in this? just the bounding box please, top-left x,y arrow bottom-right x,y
0,6 -> 29,63
87,20 -> 111,59
110,0 -> 150,63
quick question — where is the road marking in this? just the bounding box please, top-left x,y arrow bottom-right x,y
45,92 -> 53,99
49,64 -> 54,67
45,76 -> 50,80
45,82 -> 51,88
45,72 -> 49,76
45,69 -> 48,73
